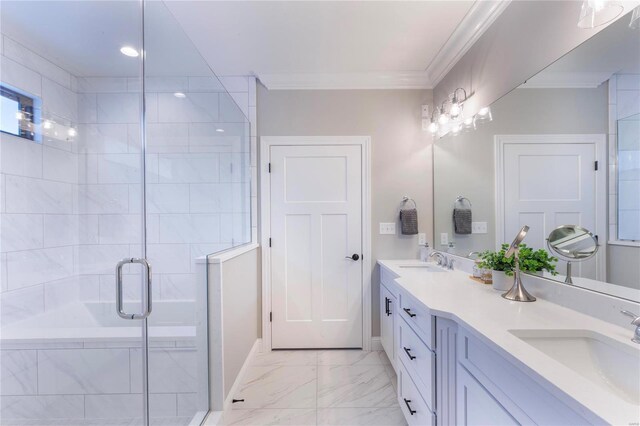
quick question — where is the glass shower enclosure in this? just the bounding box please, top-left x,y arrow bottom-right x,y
0,1 -> 251,425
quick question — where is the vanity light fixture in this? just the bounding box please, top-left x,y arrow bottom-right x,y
449,88 -> 467,119
173,92 -> 186,98
462,117 -> 475,132
120,46 -> 139,57
475,106 -> 493,125
437,106 -> 449,125
577,0 -> 623,28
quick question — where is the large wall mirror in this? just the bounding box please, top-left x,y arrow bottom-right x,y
433,10 -> 639,302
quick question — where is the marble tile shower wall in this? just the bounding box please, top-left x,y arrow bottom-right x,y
75,75 -> 253,308
0,35 -> 81,326
608,74 -> 640,241
1,34 -> 256,326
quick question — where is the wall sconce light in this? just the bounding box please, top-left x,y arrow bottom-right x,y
577,0 -> 623,28
449,88 -> 467,119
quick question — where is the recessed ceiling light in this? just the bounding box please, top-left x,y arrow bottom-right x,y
174,92 -> 186,98
216,128 -> 224,133
120,46 -> 139,57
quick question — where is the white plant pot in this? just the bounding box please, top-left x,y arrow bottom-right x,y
492,271 -> 513,291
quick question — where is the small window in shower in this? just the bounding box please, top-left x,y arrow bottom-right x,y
0,84 -> 40,142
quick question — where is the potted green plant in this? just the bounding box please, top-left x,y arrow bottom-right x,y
479,244 -> 558,291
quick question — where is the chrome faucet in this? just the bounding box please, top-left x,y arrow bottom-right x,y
621,310 -> 640,344
429,251 -> 446,266
446,258 -> 455,270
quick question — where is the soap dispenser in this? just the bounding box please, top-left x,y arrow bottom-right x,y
419,242 -> 431,262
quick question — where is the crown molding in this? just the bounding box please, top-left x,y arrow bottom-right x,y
426,0 -> 512,88
518,71 -> 615,89
258,72 -> 432,90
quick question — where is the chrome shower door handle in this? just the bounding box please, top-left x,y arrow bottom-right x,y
115,258 -> 152,320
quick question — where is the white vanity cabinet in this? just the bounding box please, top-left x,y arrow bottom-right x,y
456,329 -> 595,425
379,267 -> 398,369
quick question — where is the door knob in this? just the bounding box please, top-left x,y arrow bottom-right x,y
345,254 -> 360,261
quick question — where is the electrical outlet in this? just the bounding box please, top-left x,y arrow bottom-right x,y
418,233 -> 427,245
472,222 -> 488,234
380,223 -> 396,235
440,232 -> 449,245
421,104 -> 430,118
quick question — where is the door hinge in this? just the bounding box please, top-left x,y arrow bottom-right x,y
269,238 -> 272,247
268,163 -> 271,173
269,312 -> 272,322
594,161 -> 598,171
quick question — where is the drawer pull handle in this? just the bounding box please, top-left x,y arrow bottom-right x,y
403,398 -> 417,415
403,307 -> 416,318
403,346 -> 416,360
385,297 -> 392,316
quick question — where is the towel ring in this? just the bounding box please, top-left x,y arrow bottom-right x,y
455,196 -> 472,208
402,196 -> 417,209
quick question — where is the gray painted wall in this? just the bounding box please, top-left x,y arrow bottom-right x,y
257,85 -> 433,337
434,85 -> 609,255
434,1 -> 621,117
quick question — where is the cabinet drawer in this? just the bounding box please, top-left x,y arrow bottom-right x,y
398,316 -> 435,408
398,359 -> 436,426
398,290 -> 433,349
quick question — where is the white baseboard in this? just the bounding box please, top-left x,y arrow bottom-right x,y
223,338 -> 261,412
371,336 -> 383,351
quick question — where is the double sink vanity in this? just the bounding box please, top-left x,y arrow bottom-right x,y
378,258 -> 640,425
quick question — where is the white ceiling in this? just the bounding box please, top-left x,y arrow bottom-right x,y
1,0 -> 506,89
164,1 -> 474,77
0,1 -> 215,77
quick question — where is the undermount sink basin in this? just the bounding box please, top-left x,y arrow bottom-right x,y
509,329 -> 640,404
397,264 -> 446,272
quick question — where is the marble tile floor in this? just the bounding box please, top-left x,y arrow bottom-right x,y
211,350 -> 406,426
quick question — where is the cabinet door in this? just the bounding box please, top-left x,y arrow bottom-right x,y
457,367 -> 519,426
380,284 -> 395,363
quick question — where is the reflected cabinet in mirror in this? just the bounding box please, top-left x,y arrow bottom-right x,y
433,11 -> 639,302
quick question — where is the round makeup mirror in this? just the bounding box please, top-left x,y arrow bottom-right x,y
547,225 -> 599,284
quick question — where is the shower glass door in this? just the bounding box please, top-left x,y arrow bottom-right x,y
142,1 -> 250,424
0,1 -> 149,425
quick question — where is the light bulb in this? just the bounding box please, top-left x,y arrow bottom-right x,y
120,46 -> 139,57
428,122 -> 438,134
450,102 -> 461,118
43,120 -> 53,130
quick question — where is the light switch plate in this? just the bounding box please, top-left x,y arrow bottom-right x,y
421,118 -> 430,131
418,233 -> 427,245
472,222 -> 488,234
440,233 -> 449,245
421,104 -> 430,118
380,223 -> 396,235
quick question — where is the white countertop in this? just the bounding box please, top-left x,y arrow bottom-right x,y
378,259 -> 640,425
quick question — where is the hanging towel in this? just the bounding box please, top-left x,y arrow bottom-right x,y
453,208 -> 472,234
400,208 -> 419,235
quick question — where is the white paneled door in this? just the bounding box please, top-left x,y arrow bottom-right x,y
497,135 -> 605,280
270,144 -> 363,348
